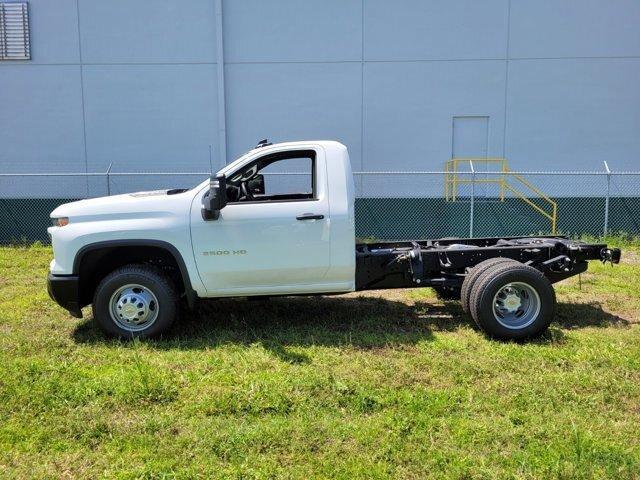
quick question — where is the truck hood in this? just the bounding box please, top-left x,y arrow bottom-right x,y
50,189 -> 194,222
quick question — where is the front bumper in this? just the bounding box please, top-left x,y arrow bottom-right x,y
47,274 -> 83,318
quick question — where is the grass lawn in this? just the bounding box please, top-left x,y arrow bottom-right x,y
1,239 -> 639,479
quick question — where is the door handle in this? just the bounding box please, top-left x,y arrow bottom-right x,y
296,213 -> 324,221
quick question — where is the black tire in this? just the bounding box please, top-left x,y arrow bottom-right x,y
433,286 -> 461,301
469,262 -> 556,341
92,264 -> 178,339
461,257 -> 519,314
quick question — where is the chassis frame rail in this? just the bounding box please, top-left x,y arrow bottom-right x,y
355,236 -> 621,291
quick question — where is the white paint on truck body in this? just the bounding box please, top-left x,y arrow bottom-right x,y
49,140 -> 355,298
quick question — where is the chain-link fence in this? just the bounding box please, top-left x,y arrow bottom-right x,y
353,169 -> 640,240
1,169 -> 639,244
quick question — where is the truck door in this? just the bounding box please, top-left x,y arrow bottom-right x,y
190,147 -> 333,295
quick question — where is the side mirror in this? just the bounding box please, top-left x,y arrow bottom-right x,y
201,173 -> 227,220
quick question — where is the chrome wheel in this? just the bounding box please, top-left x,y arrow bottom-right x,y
109,284 -> 159,332
492,281 -> 541,330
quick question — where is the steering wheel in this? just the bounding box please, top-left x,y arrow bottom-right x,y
240,180 -> 254,201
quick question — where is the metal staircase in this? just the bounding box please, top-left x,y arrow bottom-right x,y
444,158 -> 557,234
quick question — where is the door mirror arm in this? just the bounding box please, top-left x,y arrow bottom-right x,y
202,173 -> 227,220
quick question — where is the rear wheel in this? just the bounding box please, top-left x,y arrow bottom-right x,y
469,262 -> 555,340
92,265 -> 178,339
461,257 -> 519,314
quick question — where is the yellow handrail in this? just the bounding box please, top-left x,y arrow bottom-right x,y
444,158 -> 557,233
507,169 -> 558,233
503,184 -> 554,221
444,158 -> 508,202
508,170 -> 556,206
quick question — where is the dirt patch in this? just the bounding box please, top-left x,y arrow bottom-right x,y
621,249 -> 640,265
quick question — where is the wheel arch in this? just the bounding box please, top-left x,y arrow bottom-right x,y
73,239 -> 197,309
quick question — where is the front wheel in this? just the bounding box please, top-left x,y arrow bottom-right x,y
92,265 -> 178,339
469,262 -> 556,340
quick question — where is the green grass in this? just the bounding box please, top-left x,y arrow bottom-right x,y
0,240 -> 639,479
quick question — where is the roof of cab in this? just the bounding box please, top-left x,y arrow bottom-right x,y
219,140 -> 347,175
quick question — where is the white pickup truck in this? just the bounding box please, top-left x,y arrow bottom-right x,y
48,140 -> 620,340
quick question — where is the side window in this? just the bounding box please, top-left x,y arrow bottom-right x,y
261,156 -> 312,196
226,150 -> 315,203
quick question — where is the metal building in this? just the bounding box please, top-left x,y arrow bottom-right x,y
1,0 -> 639,240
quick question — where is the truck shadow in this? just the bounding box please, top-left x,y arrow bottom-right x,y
555,302 -> 631,329
72,294 -> 631,359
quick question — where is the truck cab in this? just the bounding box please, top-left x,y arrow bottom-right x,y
48,141 -> 356,337
48,140 -> 620,341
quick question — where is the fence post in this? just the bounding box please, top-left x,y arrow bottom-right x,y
469,160 -> 475,238
603,161 -> 611,237
106,162 -> 113,196
500,159 -> 506,202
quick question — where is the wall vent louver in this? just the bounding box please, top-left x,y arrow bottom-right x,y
0,2 -> 30,60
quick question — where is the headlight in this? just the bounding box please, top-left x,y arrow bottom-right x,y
52,217 -> 69,227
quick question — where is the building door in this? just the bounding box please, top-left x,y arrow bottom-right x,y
452,116 -> 489,197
